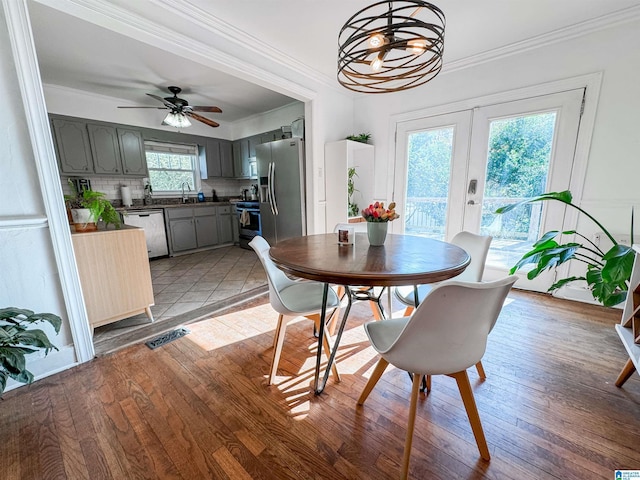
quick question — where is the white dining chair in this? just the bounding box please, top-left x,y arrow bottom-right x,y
394,231 -> 492,316
249,236 -> 341,385
358,276 -> 517,478
394,231 -> 493,388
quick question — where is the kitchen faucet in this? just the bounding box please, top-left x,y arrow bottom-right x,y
181,182 -> 191,203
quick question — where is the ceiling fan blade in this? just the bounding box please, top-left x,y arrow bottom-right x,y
191,106 -> 222,113
117,106 -> 166,109
185,111 -> 219,128
146,93 -> 175,109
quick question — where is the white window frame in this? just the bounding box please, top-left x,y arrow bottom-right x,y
144,140 -> 201,197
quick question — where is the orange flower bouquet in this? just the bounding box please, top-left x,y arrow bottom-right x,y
361,201 -> 400,223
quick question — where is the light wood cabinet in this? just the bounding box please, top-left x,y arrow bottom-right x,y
72,226 -> 154,331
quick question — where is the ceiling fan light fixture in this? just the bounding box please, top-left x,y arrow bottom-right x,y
337,0 -> 445,94
162,112 -> 191,128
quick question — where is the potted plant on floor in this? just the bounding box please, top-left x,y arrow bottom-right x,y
65,181 -> 121,232
0,308 -> 61,396
496,190 -> 634,307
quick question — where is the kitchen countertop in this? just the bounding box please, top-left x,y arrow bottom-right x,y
117,201 -> 234,212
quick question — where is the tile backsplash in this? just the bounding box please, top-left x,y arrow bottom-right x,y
61,175 -> 255,204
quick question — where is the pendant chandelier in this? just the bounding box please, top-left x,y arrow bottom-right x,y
337,1 -> 445,94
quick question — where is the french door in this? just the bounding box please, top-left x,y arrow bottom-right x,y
393,89 -> 584,291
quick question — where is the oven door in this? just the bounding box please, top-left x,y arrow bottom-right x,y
238,208 -> 261,249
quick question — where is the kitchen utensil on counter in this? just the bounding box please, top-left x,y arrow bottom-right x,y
212,189 -> 219,202
250,184 -> 258,200
241,189 -> 249,201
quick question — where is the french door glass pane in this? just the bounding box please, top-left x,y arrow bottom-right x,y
480,112 -> 557,269
404,127 -> 454,240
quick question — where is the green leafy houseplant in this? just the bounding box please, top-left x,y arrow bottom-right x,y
348,167 -> 359,217
65,180 -> 121,230
346,133 -> 371,144
496,190 -> 635,307
0,308 -> 62,395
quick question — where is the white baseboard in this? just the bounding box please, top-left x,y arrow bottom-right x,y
3,345 -> 79,394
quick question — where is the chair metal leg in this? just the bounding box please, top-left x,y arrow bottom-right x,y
401,372 -> 423,480
357,357 -> 389,405
268,314 -> 289,385
452,370 -> 490,461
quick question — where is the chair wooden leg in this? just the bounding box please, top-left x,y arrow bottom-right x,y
452,370 -> 490,461
403,306 -> 414,317
615,358 -> 636,387
370,300 -> 383,321
269,314 -> 289,385
425,375 -> 432,393
475,361 -> 487,380
357,357 -> 389,405
401,372 -> 423,480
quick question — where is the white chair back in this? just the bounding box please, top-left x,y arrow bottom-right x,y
249,236 -> 297,314
449,231 -> 492,282
371,276 -> 517,375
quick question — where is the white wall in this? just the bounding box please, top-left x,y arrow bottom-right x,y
352,18 -> 640,302
0,4 -> 77,391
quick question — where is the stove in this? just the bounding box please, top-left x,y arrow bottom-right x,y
236,201 -> 261,249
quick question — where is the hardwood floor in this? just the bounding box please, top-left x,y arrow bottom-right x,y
2,290 -> 640,479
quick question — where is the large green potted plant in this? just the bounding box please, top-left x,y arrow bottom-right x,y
65,181 -> 121,231
496,190 -> 634,307
0,308 -> 61,396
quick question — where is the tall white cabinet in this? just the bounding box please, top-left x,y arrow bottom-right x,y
324,140 -> 374,232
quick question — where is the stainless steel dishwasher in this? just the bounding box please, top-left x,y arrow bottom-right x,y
122,210 -> 168,258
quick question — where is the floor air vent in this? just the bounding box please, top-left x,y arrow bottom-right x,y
145,328 -> 190,349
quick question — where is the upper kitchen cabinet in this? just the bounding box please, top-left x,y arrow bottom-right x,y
51,117 -> 93,174
248,135 -> 261,158
204,139 -> 234,178
87,123 -> 122,175
50,115 -> 147,177
117,128 -> 147,176
233,138 -> 255,179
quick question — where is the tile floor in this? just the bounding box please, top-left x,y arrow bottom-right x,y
93,245 -> 267,345
148,245 -> 267,320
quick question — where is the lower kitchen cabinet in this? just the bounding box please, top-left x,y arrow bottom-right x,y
72,226 -> 154,331
217,205 -> 233,244
165,205 -> 233,256
195,207 -> 219,247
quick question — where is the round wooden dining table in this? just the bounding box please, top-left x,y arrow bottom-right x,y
269,232 -> 470,394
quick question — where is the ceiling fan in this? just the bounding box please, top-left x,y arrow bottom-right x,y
118,86 -> 222,128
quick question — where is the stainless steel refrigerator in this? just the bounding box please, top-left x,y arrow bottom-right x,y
256,138 -> 306,244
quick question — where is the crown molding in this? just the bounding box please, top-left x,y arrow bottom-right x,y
151,0 -> 339,92
33,0 -> 318,100
443,5 -> 640,74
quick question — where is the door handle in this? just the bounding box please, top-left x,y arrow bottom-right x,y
468,179 -> 477,194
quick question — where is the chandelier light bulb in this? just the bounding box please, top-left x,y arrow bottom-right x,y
368,33 -> 385,48
370,54 -> 385,72
406,38 -> 427,54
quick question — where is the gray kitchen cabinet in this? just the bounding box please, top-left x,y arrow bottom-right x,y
194,207 -> 219,247
230,204 -> 239,244
51,117 -> 94,174
117,128 -> 147,176
248,135 -> 261,158
217,205 -> 233,244
169,217 -> 197,252
87,123 -> 122,175
206,139 -> 222,177
233,138 -> 252,178
219,140 -> 234,178
205,139 -> 234,178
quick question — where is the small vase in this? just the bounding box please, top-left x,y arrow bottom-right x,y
367,221 -> 388,246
